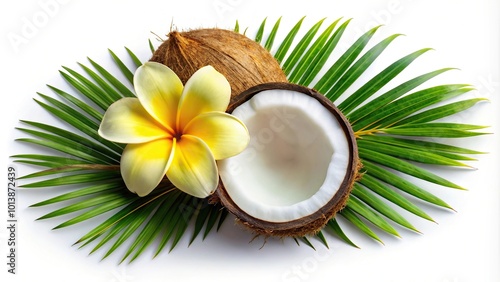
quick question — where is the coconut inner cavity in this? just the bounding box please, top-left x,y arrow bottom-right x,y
218,89 -> 350,222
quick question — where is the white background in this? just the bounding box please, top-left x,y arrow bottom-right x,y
1,0 -> 499,281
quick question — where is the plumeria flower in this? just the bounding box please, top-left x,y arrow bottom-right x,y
98,62 -> 249,198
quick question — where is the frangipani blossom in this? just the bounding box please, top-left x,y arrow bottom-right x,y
98,62 -> 249,198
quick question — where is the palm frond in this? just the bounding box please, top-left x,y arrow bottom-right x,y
13,17 -> 486,261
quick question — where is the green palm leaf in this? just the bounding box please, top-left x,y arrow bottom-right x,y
337,47 -> 432,113
314,25 -> 380,96
351,183 -> 418,233
242,17 -> 484,246
13,16 -> 486,261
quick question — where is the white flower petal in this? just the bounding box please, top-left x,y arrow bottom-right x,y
177,66 -> 231,130
184,112 -> 249,160
99,98 -> 169,143
121,138 -> 174,197
167,135 -> 218,198
134,62 -> 183,132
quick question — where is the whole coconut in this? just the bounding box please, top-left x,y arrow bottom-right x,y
150,28 -> 288,103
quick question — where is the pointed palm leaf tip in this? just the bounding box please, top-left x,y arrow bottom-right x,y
98,62 -> 250,198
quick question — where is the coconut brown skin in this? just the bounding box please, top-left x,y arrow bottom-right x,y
216,83 -> 360,238
150,28 -> 288,101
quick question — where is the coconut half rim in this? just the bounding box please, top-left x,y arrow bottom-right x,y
217,83 -> 359,237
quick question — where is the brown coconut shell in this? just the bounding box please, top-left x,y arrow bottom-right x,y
216,83 -> 361,238
150,28 -> 288,101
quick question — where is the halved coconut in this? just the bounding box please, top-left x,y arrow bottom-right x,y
217,83 -> 359,237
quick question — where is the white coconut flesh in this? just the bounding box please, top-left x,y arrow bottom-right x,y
218,89 -> 351,223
